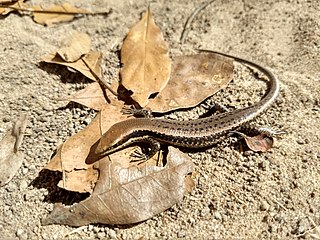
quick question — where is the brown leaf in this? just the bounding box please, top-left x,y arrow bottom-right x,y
42,147 -> 195,226
0,113 -> 28,186
45,100 -> 127,193
0,0 -> 28,15
58,82 -> 106,111
32,3 -> 89,26
146,53 -> 233,112
233,131 -> 274,152
120,8 -> 171,107
57,32 -> 91,62
42,51 -> 102,81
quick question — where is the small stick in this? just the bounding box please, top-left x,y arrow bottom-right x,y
64,226 -> 88,237
81,57 -> 118,97
4,4 -> 110,15
180,0 -> 215,43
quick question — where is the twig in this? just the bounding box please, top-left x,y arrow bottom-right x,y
64,226 -> 88,237
180,0 -> 215,43
81,57 -> 118,97
3,4 -> 111,15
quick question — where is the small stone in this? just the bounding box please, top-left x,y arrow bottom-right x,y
177,230 -> 186,238
93,226 -> 100,233
16,229 -> 28,240
45,137 -> 57,143
22,167 -> 28,175
97,232 -> 106,239
188,217 -> 195,225
297,218 -> 310,234
83,117 -> 92,125
296,138 -> 306,145
5,182 -> 17,192
260,200 -> 270,211
200,207 -> 210,217
28,165 -> 36,171
3,117 -> 10,123
19,180 -> 28,191
108,229 -> 117,239
88,225 -> 94,231
214,211 -> 222,220
16,229 -> 24,236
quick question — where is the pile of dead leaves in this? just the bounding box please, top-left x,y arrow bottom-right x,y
39,8 -> 234,226
0,4 -> 275,226
0,0 -> 276,226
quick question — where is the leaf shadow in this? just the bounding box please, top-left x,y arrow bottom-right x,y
38,62 -> 92,84
31,169 -> 89,205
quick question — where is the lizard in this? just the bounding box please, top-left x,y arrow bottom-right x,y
87,50 -> 280,163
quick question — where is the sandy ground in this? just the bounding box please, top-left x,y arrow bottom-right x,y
1,0 -> 320,239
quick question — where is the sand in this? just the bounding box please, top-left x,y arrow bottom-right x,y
0,0 -> 319,239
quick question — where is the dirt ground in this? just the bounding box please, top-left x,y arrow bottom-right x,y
1,0 -> 320,239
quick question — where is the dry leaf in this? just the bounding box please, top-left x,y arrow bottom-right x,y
0,113 -> 28,186
0,0 -> 28,15
233,131 -> 274,152
45,100 -> 128,193
146,53 -> 233,112
42,147 -> 195,226
32,3 -> 89,26
120,8 -> 171,107
42,51 -> 102,81
57,32 -> 91,62
58,82 -> 106,111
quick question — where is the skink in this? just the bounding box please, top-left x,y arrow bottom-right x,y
91,50 -> 280,162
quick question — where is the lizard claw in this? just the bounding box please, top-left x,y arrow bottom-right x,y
130,149 -> 148,162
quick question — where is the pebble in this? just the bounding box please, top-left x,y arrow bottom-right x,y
45,137 -> 57,143
88,225 -> 94,231
28,165 -> 36,171
93,226 -> 100,233
16,229 -> 24,236
177,230 -> 186,238
297,218 -> 310,234
16,229 -> 28,240
19,180 -> 28,191
200,207 -> 210,217
214,211 -> 222,220
188,217 -> 196,225
5,182 -> 17,192
97,232 -> 106,239
108,229 -> 117,239
83,117 -> 92,125
260,200 -> 270,211
21,167 -> 28,175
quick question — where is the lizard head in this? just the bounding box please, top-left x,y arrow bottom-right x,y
95,124 -> 125,158
85,124 -> 125,165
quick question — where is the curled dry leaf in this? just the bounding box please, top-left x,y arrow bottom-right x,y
42,147 -> 195,226
45,100 -> 128,193
57,32 -> 91,62
120,8 -> 171,107
42,50 -> 102,81
0,113 -> 28,186
147,53 -> 233,112
233,131 -> 274,152
32,3 -> 90,26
